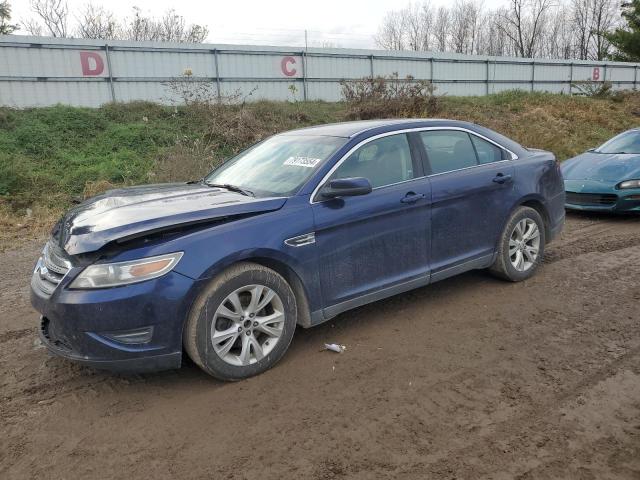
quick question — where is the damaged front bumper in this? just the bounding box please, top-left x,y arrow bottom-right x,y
31,268 -> 199,374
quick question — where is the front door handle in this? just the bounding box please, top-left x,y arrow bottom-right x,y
401,192 -> 426,204
493,173 -> 513,184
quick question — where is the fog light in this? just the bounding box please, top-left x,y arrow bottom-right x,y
101,327 -> 154,345
624,194 -> 640,200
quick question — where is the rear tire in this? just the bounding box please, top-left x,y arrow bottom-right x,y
490,206 -> 546,282
184,262 -> 297,381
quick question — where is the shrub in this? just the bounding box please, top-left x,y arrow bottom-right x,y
340,73 -> 440,120
572,80 -> 613,98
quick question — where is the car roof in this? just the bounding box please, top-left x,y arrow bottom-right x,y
279,119 -> 475,138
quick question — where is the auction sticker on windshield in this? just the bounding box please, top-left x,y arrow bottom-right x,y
283,156 -> 322,168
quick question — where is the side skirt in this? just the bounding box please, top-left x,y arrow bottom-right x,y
309,253 -> 495,327
315,275 -> 430,325
430,254 -> 494,283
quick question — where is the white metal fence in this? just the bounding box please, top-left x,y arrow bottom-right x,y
1,35 -> 638,108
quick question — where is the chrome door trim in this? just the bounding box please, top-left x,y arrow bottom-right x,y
310,126 -> 518,204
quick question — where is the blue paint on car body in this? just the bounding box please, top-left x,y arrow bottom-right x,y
31,119 -> 565,373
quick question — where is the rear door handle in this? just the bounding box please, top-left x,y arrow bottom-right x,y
401,192 -> 426,204
493,173 -> 512,184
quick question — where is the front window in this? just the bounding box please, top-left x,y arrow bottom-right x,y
331,134 -> 415,188
595,130 -> 640,154
205,135 -> 346,197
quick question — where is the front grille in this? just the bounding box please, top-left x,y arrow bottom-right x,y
566,192 -> 618,206
32,240 -> 72,297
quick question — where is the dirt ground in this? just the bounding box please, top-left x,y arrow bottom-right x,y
1,212 -> 639,479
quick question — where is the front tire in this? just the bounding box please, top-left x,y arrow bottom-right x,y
184,262 -> 297,381
490,206 -> 546,282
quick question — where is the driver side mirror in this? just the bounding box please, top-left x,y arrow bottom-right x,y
321,177 -> 372,199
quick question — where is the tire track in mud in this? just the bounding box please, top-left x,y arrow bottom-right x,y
328,248 -> 640,479
0,328 -> 33,344
544,213 -> 640,264
545,235 -> 640,264
416,345 -> 640,479
1,216 -> 640,479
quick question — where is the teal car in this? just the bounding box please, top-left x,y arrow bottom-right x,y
561,128 -> 640,213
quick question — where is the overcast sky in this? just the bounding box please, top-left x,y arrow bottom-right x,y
10,0 -> 507,49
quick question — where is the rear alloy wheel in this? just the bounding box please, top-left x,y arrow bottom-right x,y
509,218 -> 541,272
490,206 -> 546,282
184,263 -> 297,380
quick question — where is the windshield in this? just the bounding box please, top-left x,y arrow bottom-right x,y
595,130 -> 640,154
205,135 -> 346,197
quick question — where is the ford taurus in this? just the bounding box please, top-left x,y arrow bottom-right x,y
31,119 -> 565,380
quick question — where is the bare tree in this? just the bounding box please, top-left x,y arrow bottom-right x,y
590,0 -> 617,59
433,6 -> 450,51
544,4 -> 574,58
402,2 -> 433,51
496,0 -> 553,57
123,6 -> 155,41
75,3 -> 118,39
157,10 -> 208,43
120,7 -> 208,43
373,0 -> 621,60
571,0 -> 593,59
29,0 -> 68,37
21,18 -> 43,35
374,10 -> 407,50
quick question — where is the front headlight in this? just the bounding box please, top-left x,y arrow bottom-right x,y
69,252 -> 183,289
618,179 -> 640,189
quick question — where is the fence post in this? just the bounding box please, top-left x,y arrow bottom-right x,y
104,43 -> 116,102
301,50 -> 308,101
635,65 -> 638,91
369,55 -> 374,78
531,60 -> 535,92
568,62 -> 573,95
213,49 -> 221,102
430,57 -> 435,85
485,59 -> 490,95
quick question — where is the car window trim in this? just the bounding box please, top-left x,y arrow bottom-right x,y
310,126 -> 518,204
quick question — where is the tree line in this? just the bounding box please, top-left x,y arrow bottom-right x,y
1,0 -> 638,61
0,0 -> 208,43
375,0 -> 639,61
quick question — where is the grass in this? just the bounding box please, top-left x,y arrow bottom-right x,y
0,90 -> 639,249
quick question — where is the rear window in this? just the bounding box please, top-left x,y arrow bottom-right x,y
471,135 -> 506,164
420,131 -> 477,174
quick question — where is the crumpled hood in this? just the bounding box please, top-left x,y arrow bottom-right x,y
55,183 -> 287,255
561,151 -> 640,184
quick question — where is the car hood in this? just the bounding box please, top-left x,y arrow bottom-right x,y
561,151 -> 640,184
54,183 -> 287,255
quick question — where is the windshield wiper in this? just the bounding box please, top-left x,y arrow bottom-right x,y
204,182 -> 254,197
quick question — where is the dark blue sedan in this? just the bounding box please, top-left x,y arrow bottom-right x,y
31,119 -> 565,380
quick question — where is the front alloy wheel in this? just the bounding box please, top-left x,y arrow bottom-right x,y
184,263 -> 297,381
211,285 -> 285,366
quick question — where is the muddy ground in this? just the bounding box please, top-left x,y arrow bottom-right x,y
1,213 -> 639,479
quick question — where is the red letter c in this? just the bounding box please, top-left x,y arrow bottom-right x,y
281,56 -> 297,77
